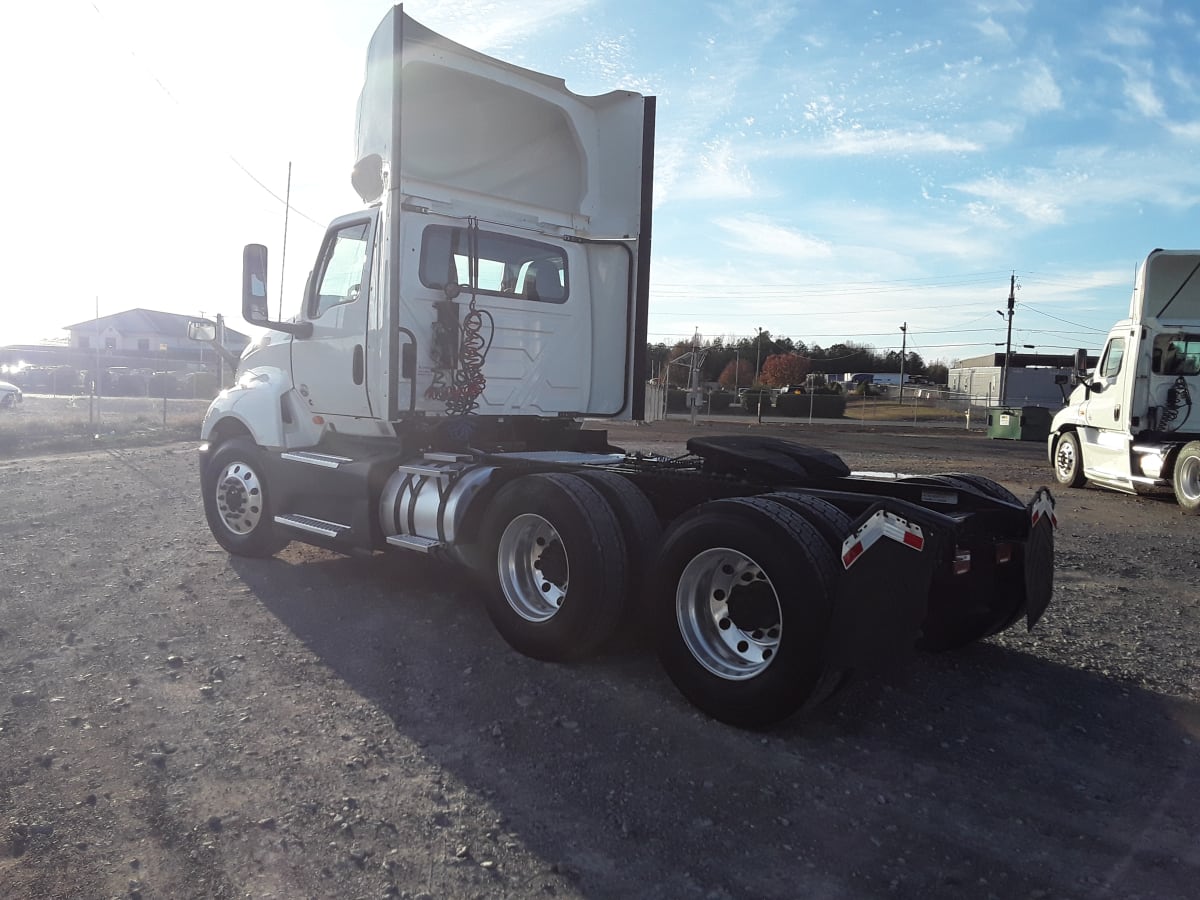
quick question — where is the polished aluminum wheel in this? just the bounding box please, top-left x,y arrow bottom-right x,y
214,459 -> 266,536
1177,452 -> 1200,504
496,513 -> 568,622
676,547 -> 782,681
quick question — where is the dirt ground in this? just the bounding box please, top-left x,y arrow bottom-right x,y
2,418 -> 1199,899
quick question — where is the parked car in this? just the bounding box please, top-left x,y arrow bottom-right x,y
0,380 -> 23,408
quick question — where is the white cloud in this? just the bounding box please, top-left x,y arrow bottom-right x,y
951,148 -> 1200,226
713,215 -> 833,261
1167,121 -> 1200,141
670,141 -> 758,201
1124,76 -> 1165,118
975,17 -> 1011,43
753,128 -> 982,158
1018,61 -> 1063,114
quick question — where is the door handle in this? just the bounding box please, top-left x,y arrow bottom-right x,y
1113,406 -> 1120,421
353,345 -> 364,385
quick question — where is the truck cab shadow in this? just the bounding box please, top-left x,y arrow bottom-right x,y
230,551 -> 1200,899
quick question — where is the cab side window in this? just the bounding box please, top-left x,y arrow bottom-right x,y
310,221 -> 372,318
1099,338 -> 1125,378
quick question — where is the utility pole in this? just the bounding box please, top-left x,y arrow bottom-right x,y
688,328 -> 701,428
755,327 -> 764,423
899,322 -> 907,404
998,273 -> 1016,406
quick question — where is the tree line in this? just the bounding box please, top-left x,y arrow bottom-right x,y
647,332 -> 948,389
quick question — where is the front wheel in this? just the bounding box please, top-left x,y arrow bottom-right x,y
653,497 -> 838,728
1053,432 -> 1086,488
1173,443 -> 1200,515
202,438 -> 290,558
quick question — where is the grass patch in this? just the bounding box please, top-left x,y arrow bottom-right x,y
0,395 -> 208,457
843,400 -> 968,423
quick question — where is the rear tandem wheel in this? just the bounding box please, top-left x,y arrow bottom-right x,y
653,496 -> 839,728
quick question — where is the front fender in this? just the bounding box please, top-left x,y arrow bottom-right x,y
200,365 -> 296,449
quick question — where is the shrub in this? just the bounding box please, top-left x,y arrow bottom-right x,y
740,390 -> 773,414
708,392 -> 733,412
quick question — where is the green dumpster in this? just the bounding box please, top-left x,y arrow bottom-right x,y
988,406 -> 1052,441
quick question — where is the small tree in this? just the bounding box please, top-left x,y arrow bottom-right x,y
718,358 -> 755,390
759,353 -> 811,387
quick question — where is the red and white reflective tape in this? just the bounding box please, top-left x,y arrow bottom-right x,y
1030,491 -> 1057,528
841,510 -> 925,569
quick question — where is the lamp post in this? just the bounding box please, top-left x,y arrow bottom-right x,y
899,322 -> 907,404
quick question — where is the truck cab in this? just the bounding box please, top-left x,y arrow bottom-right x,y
1049,249 -> 1200,512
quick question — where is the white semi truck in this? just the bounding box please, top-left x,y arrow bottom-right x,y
196,5 -> 1057,727
1049,249 -> 1200,513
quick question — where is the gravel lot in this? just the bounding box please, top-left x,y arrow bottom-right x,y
2,419 -> 1198,899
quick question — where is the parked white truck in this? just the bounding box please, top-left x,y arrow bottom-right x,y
1049,249 -> 1200,513
195,5 -> 1057,727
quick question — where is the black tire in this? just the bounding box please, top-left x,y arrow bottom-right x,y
1052,432 -> 1086,488
757,493 -> 856,701
202,438 -> 290,558
933,472 -> 1021,505
1172,442 -> 1200,515
480,473 -> 627,662
653,497 -> 838,728
759,492 -> 852,552
0,393 -> 13,409
574,471 -> 662,619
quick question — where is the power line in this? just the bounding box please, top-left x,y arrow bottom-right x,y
87,1 -> 325,229
1018,302 -> 1109,332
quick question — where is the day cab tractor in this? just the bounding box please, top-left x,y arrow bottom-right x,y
1049,249 -> 1200,513
195,5 -> 1057,727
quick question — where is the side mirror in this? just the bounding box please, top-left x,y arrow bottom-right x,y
1088,381 -> 1105,394
187,319 -> 217,343
240,243 -> 312,337
242,244 -> 270,324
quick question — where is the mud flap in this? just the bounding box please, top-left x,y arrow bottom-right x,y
823,505 -> 942,670
1023,487 -> 1056,629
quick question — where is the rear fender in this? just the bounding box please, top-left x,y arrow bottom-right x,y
823,500 -> 947,669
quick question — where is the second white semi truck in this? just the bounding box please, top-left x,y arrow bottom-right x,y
195,5 -> 1057,727
1049,249 -> 1200,513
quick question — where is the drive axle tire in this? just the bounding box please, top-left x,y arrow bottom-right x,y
203,438 -> 290,558
653,497 -> 838,728
1173,443 -> 1200,515
1052,432 -> 1086,488
481,473 -> 627,662
575,471 -> 662,625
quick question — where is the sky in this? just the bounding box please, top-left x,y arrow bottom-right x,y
2,0 -> 1198,367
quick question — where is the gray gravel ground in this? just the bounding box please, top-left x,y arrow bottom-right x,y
2,422 -> 1198,899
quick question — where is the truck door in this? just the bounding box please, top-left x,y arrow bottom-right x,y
289,211 -> 378,419
1081,334 -> 1133,481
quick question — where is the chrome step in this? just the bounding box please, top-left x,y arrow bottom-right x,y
280,451 -> 354,469
386,534 -> 444,553
274,514 -> 350,538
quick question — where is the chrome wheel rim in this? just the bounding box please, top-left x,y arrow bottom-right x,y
497,513 -> 568,622
676,548 -> 781,681
215,460 -> 265,536
1179,455 -> 1200,502
1056,438 -> 1077,481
